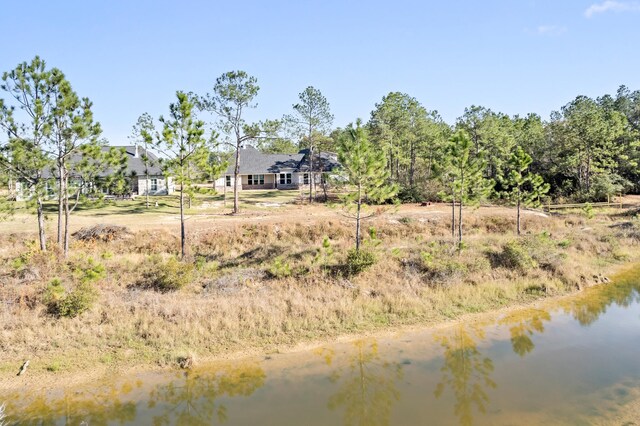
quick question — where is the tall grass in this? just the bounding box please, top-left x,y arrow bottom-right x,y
0,208 -> 638,375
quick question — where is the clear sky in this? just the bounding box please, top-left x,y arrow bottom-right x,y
1,0 -> 639,144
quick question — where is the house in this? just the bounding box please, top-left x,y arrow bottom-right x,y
213,146 -> 340,191
118,145 -> 174,196
15,145 -> 173,201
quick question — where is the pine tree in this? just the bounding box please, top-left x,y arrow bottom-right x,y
442,130 -> 492,247
501,146 -> 550,235
0,56 -> 59,251
284,86 -> 334,202
337,119 -> 398,251
156,91 -> 212,259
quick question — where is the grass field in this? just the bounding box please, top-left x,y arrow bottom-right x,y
1,193 -> 639,384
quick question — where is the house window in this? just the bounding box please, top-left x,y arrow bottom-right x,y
150,178 -> 158,192
248,174 -> 265,185
303,173 -> 309,185
279,173 -> 292,185
226,176 -> 232,187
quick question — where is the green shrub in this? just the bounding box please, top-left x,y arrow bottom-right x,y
74,257 -> 106,283
267,256 -> 292,278
396,186 -> 424,203
44,278 -> 97,318
420,250 -> 468,282
499,241 -> 537,271
139,256 -> 194,292
346,249 -> 376,275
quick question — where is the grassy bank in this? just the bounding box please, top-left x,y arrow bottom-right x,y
1,203 -> 639,381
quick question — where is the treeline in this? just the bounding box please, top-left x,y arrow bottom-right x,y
2,55 -> 639,256
297,89 -> 639,205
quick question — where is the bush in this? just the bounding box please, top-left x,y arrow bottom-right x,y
138,256 -> 194,292
499,241 -> 537,272
44,278 -> 97,318
419,247 -> 468,282
346,249 -> 376,275
73,257 -> 106,283
267,256 -> 292,278
396,186 -> 424,203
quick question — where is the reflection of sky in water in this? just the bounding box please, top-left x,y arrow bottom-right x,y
5,267 -> 640,425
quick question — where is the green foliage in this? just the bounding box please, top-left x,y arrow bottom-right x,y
368,92 -> 449,192
139,256 -> 194,292
73,257 -> 106,283
583,203 -> 594,219
501,146 -> 550,207
396,185 -> 424,203
437,129 -> 493,244
44,278 -> 97,318
314,235 -> 334,274
493,234 -> 561,273
588,172 -> 630,201
418,241 -> 484,282
267,256 -> 292,278
336,119 -> 398,251
499,241 -> 537,272
346,249 -> 376,275
500,145 -> 550,234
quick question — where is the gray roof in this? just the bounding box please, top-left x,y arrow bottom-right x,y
42,145 -> 165,179
225,146 -> 340,175
116,145 -> 164,176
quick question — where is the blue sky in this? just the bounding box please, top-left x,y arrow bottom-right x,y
1,0 -> 639,144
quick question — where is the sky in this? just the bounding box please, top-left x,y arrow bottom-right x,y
1,0 -> 639,144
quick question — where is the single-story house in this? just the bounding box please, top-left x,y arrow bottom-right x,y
213,146 -> 340,192
15,145 -> 173,201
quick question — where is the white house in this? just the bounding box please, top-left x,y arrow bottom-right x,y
15,145 -> 174,201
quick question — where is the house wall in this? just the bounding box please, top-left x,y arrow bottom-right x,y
137,175 -> 173,195
212,172 -> 322,192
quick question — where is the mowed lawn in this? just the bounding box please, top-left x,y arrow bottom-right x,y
1,190 -> 307,233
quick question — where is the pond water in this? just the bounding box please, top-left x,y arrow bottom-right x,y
3,266 -> 640,425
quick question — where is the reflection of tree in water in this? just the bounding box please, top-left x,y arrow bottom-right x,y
326,340 -> 403,426
4,380 -> 141,425
434,324 -> 496,426
148,362 -> 266,425
561,269 -> 640,326
499,308 -> 551,357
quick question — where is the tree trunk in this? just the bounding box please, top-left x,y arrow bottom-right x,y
233,144 -> 241,214
57,162 -> 64,245
516,194 -> 521,236
308,146 -> 314,203
451,195 -> 456,238
355,201 -> 362,252
187,163 -> 192,209
409,141 -> 416,187
63,177 -> 70,257
180,174 -> 186,259
36,196 -> 47,252
458,196 -> 463,248
145,172 -> 149,208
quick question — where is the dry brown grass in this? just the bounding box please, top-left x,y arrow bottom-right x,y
1,205 -> 638,378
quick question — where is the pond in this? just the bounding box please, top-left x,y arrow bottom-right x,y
3,265 -> 640,425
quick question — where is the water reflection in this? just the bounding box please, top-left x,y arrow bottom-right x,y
4,380 -> 141,425
326,340 -> 403,426
434,324 -> 496,426
4,362 -> 265,425
432,266 -> 640,425
499,308 -> 551,357
147,361 -> 266,425
561,268 -> 640,326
